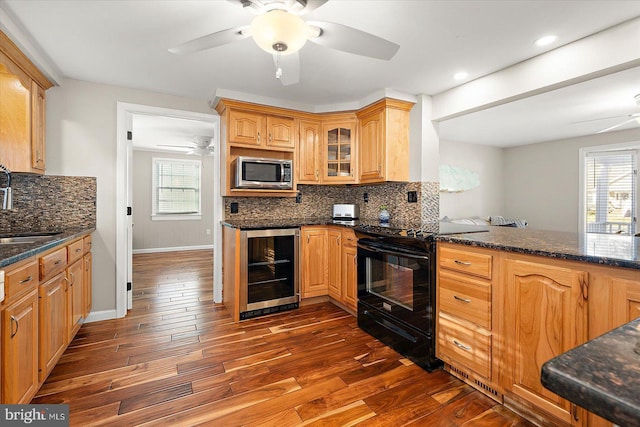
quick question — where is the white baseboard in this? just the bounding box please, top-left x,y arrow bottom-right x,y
84,309 -> 118,323
132,244 -> 214,254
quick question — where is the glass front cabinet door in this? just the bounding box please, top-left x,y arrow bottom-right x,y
323,120 -> 356,183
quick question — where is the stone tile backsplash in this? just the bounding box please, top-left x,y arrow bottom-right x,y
0,173 -> 97,233
224,181 -> 439,224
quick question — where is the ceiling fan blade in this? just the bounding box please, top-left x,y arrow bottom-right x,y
169,26 -> 250,54
306,21 -> 399,60
597,116 -> 639,134
273,52 -> 300,86
297,0 -> 328,14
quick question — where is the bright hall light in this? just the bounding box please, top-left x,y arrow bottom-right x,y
535,35 -> 557,47
453,71 -> 468,81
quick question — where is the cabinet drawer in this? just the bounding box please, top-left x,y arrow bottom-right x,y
5,261 -> 38,301
67,239 -> 84,263
439,272 -> 491,329
40,247 -> 67,280
439,246 -> 492,279
438,312 -> 491,378
83,235 -> 92,253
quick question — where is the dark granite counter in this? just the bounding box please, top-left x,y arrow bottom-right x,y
0,227 -> 96,268
437,227 -> 640,270
541,318 -> 640,426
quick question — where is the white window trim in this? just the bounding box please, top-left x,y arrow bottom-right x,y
151,157 -> 202,221
579,141 -> 640,233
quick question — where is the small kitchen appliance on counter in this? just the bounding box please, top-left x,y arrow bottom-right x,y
332,204 -> 360,225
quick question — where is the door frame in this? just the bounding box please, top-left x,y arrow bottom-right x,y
116,102 -> 222,318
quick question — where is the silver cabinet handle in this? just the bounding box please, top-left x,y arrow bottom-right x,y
454,260 -> 471,266
19,276 -> 33,284
10,315 -> 18,338
257,131 -> 260,143
453,340 -> 471,351
69,272 -> 74,286
76,248 -> 82,253
54,260 -> 62,265
269,132 -> 272,143
454,295 -> 471,303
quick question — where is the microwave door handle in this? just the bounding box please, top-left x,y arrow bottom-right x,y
357,242 -> 429,260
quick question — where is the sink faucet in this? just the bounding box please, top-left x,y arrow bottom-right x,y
0,163 -> 12,210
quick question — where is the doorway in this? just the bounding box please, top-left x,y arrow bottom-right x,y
116,103 -> 222,318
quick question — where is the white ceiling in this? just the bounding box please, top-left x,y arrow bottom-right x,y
131,114 -> 217,153
2,0 -> 640,148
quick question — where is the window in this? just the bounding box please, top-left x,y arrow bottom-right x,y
152,158 -> 201,220
584,150 -> 637,235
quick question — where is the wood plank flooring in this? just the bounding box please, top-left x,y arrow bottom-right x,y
33,250 -> 534,426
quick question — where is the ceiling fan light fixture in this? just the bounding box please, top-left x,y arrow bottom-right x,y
250,9 -> 310,55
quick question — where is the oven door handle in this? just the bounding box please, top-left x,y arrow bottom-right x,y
357,242 -> 429,260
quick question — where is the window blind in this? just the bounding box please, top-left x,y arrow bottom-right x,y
585,150 -> 637,234
153,158 -> 201,215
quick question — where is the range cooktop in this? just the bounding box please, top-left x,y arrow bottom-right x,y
353,221 -> 489,240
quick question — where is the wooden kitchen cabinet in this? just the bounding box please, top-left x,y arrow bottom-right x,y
2,288 -> 38,404
326,227 -> 358,312
226,105 -> 295,150
38,272 -> 67,382
83,251 -> 93,318
327,228 -> 342,300
437,243 -> 496,391
0,31 -> 52,173
356,98 -> 414,184
500,256 -> 588,426
300,226 -> 329,298
322,117 -> 357,183
341,230 -> 358,312
66,258 -> 84,342
297,120 -> 321,184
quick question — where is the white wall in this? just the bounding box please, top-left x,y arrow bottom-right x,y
503,128 -> 640,232
45,79 -> 214,313
439,139 -> 504,220
132,150 -> 215,252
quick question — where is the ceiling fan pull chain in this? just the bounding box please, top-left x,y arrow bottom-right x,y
275,51 -> 283,80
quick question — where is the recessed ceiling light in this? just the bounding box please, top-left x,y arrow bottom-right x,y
535,35 -> 557,46
453,71 -> 468,81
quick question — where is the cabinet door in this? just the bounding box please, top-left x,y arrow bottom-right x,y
323,121 -> 356,183
503,258 -> 587,426
67,259 -> 84,341
83,252 -> 93,318
327,229 -> 342,300
342,243 -> 358,312
266,115 -> 295,149
38,272 -> 67,382
2,289 -> 38,404
301,227 -> 328,298
31,81 -> 46,172
298,120 -> 321,183
228,109 -> 264,146
358,110 -> 384,183
0,52 -> 32,172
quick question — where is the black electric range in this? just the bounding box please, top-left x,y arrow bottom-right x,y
353,220 -> 488,371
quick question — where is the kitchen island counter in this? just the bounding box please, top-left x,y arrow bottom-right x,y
541,318 -> 640,426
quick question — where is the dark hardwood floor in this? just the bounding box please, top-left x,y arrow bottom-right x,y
33,250 -> 533,426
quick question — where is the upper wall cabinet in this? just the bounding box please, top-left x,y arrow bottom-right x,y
357,98 -> 414,184
0,31 -> 52,173
224,102 -> 296,150
322,114 -> 357,184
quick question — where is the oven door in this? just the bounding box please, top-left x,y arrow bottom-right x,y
357,239 -> 434,332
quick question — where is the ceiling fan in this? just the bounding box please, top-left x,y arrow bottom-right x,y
169,0 -> 400,86
159,136 -> 214,156
597,93 -> 640,134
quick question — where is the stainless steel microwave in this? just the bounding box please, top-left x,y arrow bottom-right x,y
233,156 -> 293,190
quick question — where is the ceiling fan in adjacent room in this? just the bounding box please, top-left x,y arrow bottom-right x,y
597,93 -> 640,134
169,0 -> 400,85
159,136 -> 214,156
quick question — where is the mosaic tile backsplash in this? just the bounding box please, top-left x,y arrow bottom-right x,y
0,173 -> 97,233
224,181 -> 439,224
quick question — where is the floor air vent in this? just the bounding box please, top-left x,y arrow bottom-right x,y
474,379 -> 500,397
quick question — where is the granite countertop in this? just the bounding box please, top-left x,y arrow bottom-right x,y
0,227 -> 96,268
541,318 -> 640,426
437,226 -> 640,270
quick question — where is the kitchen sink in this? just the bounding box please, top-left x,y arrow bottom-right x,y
0,233 -> 61,245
